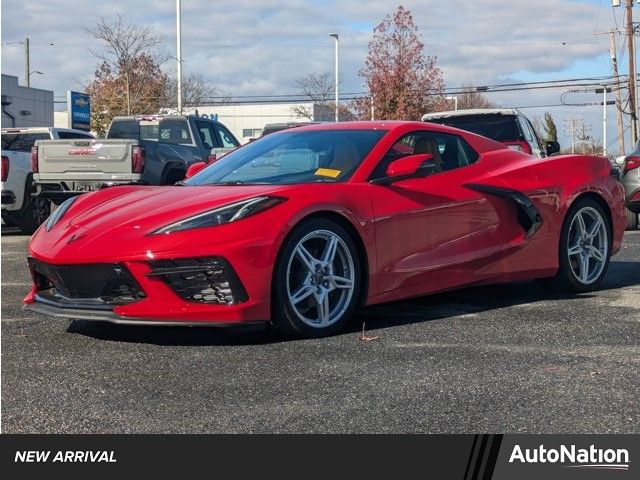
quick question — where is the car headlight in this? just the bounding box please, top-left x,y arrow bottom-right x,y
152,196 -> 285,235
44,196 -> 78,231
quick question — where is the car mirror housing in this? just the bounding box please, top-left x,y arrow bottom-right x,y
384,153 -> 433,181
546,141 -> 560,156
185,161 -> 207,179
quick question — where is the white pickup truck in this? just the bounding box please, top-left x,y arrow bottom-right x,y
1,127 -> 94,233
31,115 -> 240,204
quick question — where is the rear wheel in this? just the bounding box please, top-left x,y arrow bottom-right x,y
272,218 -> 361,338
543,198 -> 611,292
626,208 -> 638,230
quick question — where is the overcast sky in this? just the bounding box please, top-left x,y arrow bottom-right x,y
1,0 -> 637,151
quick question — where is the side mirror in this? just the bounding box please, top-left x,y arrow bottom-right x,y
386,153 -> 433,179
185,161 -> 207,179
546,141 -> 560,156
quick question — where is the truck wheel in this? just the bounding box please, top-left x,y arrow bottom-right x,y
626,208 -> 638,230
15,196 -> 51,235
1,210 -> 17,228
164,169 -> 186,185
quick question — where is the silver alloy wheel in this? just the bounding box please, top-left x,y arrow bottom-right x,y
286,229 -> 356,328
567,206 -> 608,285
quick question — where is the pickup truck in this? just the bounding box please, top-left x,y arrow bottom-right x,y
1,127 -> 94,233
33,115 -> 240,203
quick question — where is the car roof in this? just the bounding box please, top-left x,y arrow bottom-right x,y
288,120 -> 433,132
421,108 -> 520,121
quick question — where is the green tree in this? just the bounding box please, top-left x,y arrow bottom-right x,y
542,112 -> 558,142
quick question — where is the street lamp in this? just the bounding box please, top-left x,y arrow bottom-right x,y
329,33 -> 339,122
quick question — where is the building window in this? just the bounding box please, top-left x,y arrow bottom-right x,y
242,128 -> 262,138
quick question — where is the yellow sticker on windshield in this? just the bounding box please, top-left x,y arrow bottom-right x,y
315,168 -> 342,178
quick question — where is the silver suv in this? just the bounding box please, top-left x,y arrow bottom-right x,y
619,139 -> 640,230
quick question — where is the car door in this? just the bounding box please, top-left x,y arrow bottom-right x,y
367,130 -> 512,298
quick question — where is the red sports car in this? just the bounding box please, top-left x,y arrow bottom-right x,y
24,121 -> 626,337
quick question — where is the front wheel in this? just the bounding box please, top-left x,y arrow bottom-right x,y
272,218 -> 361,338
544,198 -> 612,292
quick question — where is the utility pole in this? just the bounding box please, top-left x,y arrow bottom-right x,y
370,96 -> 375,121
610,31 -> 626,155
176,0 -> 183,114
564,118 -> 589,154
625,0 -> 638,143
24,37 -> 30,87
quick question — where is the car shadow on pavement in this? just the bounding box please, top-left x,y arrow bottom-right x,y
66,260 -> 640,346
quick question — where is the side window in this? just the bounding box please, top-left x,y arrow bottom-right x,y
195,121 -> 218,150
212,124 -> 238,148
517,117 -> 534,142
158,118 -> 193,145
57,131 -> 94,140
525,118 -> 544,153
371,131 -> 479,180
1,133 -> 49,152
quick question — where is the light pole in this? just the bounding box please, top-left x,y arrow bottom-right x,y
24,37 -> 30,87
176,0 -> 183,114
329,33 -> 339,122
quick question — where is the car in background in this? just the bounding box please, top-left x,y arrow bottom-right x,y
1,127 -> 94,234
618,139 -> 640,230
422,108 -> 560,158
32,115 -> 240,205
261,122 -> 319,137
24,121 -> 625,338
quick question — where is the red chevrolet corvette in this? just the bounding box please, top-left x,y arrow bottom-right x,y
24,121 -> 626,337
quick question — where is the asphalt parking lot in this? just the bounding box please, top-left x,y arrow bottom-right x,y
2,227 -> 639,433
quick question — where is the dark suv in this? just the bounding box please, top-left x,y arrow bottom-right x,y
422,108 -> 560,158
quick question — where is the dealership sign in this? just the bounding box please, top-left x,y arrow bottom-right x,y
66,91 -> 91,132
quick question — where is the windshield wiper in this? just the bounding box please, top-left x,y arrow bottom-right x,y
207,181 -> 270,186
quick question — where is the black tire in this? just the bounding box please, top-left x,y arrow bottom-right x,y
626,208 -> 638,231
542,197 -> 612,293
163,169 -> 186,185
10,196 -> 51,235
272,218 -> 361,338
1,210 -> 17,227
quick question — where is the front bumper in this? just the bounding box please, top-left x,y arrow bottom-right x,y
24,253 -> 271,325
23,298 -> 263,327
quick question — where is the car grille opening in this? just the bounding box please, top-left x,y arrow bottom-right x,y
146,257 -> 248,305
28,258 -> 146,309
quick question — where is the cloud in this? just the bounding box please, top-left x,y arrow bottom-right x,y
1,0 -> 626,148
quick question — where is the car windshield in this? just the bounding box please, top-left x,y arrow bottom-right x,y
426,114 -> 523,142
185,129 -> 387,185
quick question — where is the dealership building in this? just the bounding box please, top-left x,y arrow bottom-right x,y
1,74 -> 54,128
182,101 -> 332,143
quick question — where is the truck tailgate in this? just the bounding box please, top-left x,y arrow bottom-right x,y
35,139 -> 136,180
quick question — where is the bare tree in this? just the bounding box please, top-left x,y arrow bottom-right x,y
454,85 -> 497,110
166,72 -> 229,109
291,72 -> 335,121
86,14 -> 166,115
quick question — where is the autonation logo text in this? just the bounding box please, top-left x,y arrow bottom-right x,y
509,444 -> 630,471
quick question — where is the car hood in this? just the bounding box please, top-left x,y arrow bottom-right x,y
30,184 -> 289,261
